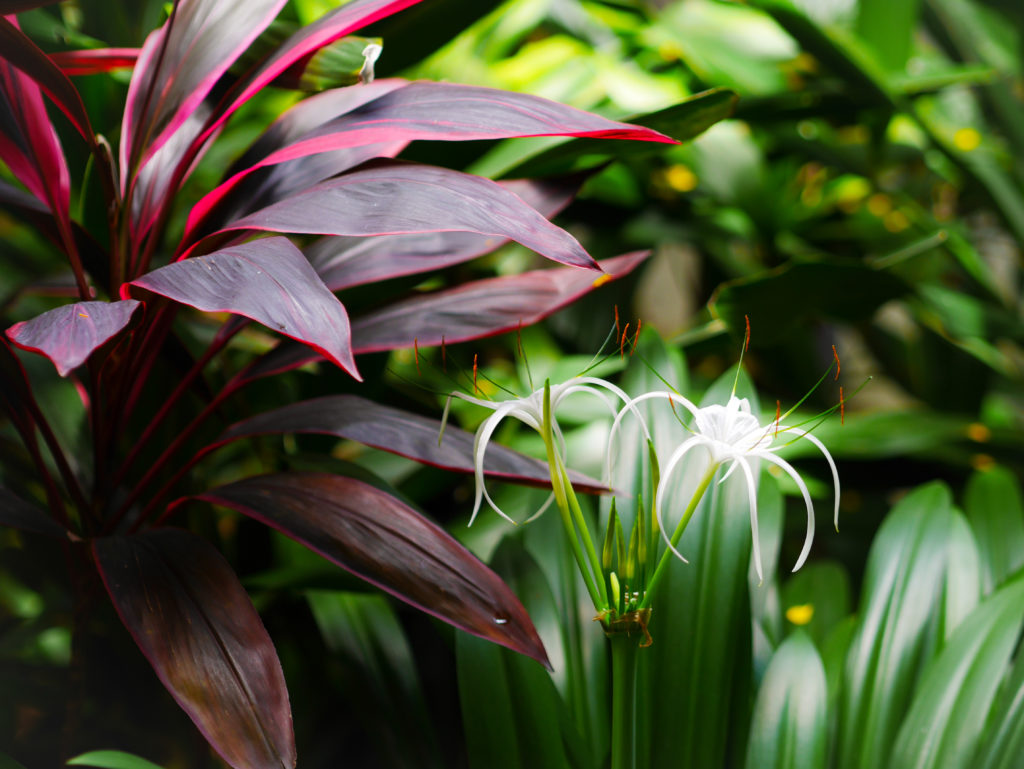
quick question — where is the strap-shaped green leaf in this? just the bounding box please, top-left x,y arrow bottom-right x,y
890,573 -> 1024,769
744,631 -> 827,769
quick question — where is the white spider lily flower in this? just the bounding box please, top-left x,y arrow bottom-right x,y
443,377 -> 632,526
610,392 -> 840,582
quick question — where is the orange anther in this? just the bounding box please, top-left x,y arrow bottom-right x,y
631,319 -> 642,355
832,345 -> 840,380
414,338 -> 421,376
744,315 -> 751,352
620,322 -> 630,358
614,305 -> 621,341
839,386 -> 845,425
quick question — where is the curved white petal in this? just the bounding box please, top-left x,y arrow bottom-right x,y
654,435 -> 709,564
469,401 -> 522,526
606,391 -> 702,484
737,459 -> 763,583
758,451 -> 816,572
779,426 -> 841,531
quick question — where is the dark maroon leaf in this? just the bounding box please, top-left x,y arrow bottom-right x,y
352,250 -> 649,352
0,336 -> 36,432
185,78 -> 408,239
215,394 -> 606,494
203,0 -> 425,139
212,160 -> 598,270
187,80 -> 673,239
93,529 -> 296,769
0,16 -> 95,144
0,22 -> 71,222
123,237 -> 360,379
120,0 -> 287,181
50,47 -> 139,75
6,300 -> 141,376
197,472 -> 550,667
307,176 -> 583,290
0,485 -> 68,538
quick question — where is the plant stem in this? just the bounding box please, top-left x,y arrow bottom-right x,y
610,634 -> 639,769
639,464 -> 718,610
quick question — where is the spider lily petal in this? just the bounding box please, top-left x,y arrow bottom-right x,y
448,376 -> 630,525
642,394 -> 839,582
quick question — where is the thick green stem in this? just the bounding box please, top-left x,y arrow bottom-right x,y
610,634 -> 639,769
555,449 -> 609,607
639,464 -> 718,610
541,381 -> 606,611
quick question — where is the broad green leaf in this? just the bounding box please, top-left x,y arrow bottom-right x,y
744,632 -> 827,769
710,261 -> 908,346
457,540 -> 595,769
780,560 -> 852,649
502,88 -> 737,178
964,467 -> 1024,593
640,370 -> 758,769
749,0 -> 895,108
836,482 -> 982,769
66,750 -> 165,769
524,491 -> 609,762
306,591 -> 440,767
890,574 -> 1024,769
855,0 -> 922,72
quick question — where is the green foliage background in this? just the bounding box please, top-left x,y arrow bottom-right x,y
2,0 -> 1023,767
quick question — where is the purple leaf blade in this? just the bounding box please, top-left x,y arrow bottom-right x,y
0,485 -> 68,538
123,237 -> 360,380
185,78 -> 408,239
208,161 -> 598,270
352,251 -> 649,352
214,394 -> 607,494
0,19 -> 72,222
197,472 -> 550,667
6,300 -> 140,376
307,175 -> 582,290
0,16 -> 95,144
120,0 -> 288,186
93,529 -> 296,769
50,47 -> 139,75
203,0 -> 425,140
187,80 -> 673,239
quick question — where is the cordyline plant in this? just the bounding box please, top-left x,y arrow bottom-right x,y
0,0 -> 677,765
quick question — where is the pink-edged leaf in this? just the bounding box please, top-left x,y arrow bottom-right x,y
120,0 -> 288,186
186,80 -> 673,240
0,16 -> 94,144
50,47 -> 139,75
122,237 -> 360,379
201,0 -> 425,143
208,160 -> 598,270
185,79 -> 408,241
0,19 -> 71,221
215,394 -> 607,494
0,485 -> 68,538
6,300 -> 141,377
352,251 -> 649,352
197,472 -> 549,667
93,529 -> 296,769
306,175 -> 582,289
